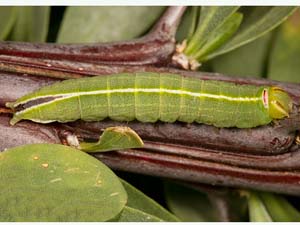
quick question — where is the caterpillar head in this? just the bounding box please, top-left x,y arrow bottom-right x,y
266,87 -> 292,119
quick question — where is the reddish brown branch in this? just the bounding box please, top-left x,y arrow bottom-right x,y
1,71 -> 299,157
0,6 -> 186,79
95,149 -> 300,196
0,7 -> 186,67
1,70 -> 299,196
0,113 -> 300,196
65,111 -> 299,155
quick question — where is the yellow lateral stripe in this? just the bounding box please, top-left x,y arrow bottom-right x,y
15,88 -> 262,115
15,88 -> 261,107
15,88 -> 262,116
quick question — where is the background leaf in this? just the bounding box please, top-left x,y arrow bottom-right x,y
206,6 -> 298,60
0,144 -> 127,221
259,192 -> 300,222
9,6 -> 50,42
211,32 -> 273,77
248,191 -> 300,222
116,206 -> 163,222
248,191 -> 273,222
57,6 -> 165,43
176,6 -> 199,42
121,179 -> 179,222
195,12 -> 243,61
0,7 -> 16,40
268,9 -> 300,83
185,6 -> 240,55
164,182 -> 220,221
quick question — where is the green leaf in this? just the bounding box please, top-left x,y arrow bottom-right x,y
248,191 -> 300,222
116,206 -> 163,222
164,182 -> 219,222
259,192 -> 300,222
121,179 -> 179,222
185,6 -> 240,55
195,12 -> 243,62
248,191 -> 273,222
79,126 -> 144,152
176,6 -> 199,42
268,9 -> 300,83
206,6 -> 298,60
9,6 -> 50,42
0,144 -> 127,221
211,32 -> 273,77
0,7 -> 16,40
57,6 -> 165,43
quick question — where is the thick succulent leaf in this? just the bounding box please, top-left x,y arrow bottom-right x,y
79,126 -> 144,153
195,12 -> 243,61
259,192 -> 300,222
57,6 -> 165,43
185,6 -> 240,55
176,6 -> 199,42
248,191 -> 273,222
121,179 -> 179,222
0,144 -> 127,221
164,182 -> 219,222
268,9 -> 300,83
10,6 -> 50,42
116,206 -> 163,222
211,32 -> 272,77
0,7 -> 16,40
207,6 -> 298,59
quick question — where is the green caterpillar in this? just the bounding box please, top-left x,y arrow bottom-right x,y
6,72 -> 292,128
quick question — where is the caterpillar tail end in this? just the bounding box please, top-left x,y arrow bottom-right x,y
5,102 -> 15,109
268,87 -> 293,119
9,116 -> 21,125
5,102 -> 20,125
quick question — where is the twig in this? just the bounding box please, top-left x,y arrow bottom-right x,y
0,112 -> 300,196
0,7 -> 186,69
94,149 -> 300,196
1,71 -> 299,156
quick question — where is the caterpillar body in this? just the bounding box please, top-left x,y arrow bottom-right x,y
6,72 -> 292,128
